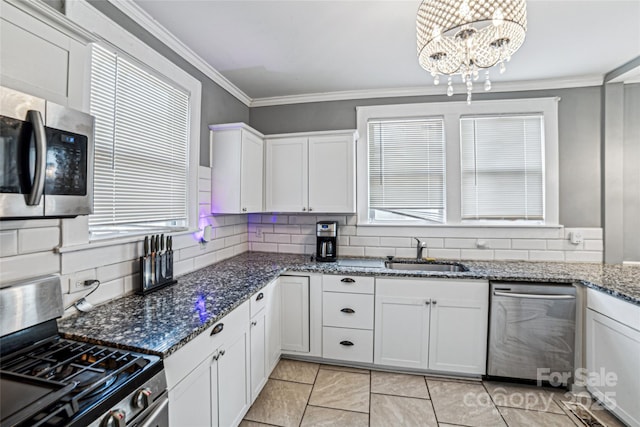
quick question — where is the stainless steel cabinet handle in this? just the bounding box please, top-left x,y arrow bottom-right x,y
340,278 -> 356,283
425,300 -> 431,305
432,300 -> 437,305
339,340 -> 354,346
26,110 -> 46,206
493,291 -> 576,300
340,308 -> 355,314
138,396 -> 169,427
219,349 -> 226,356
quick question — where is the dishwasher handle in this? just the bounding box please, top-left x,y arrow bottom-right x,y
493,291 -> 575,300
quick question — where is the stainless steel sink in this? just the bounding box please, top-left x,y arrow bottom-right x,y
384,262 -> 468,272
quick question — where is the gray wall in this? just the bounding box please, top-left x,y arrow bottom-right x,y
86,1 -> 249,167
250,87 -> 602,228
623,83 -> 640,261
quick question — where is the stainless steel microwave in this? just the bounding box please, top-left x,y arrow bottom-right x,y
0,86 -> 94,219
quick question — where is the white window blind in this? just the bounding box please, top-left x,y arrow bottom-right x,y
368,118 -> 445,223
89,44 -> 190,231
460,115 -> 544,221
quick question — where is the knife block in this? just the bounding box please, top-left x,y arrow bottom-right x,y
136,250 -> 177,295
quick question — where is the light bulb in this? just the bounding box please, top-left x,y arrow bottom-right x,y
459,0 -> 470,18
492,8 -> 504,26
499,61 -> 506,74
447,78 -> 454,97
466,80 -> 473,91
473,70 -> 479,81
484,77 -> 492,91
434,74 -> 440,86
467,92 -> 472,105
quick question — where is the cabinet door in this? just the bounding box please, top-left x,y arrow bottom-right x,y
250,310 -> 267,401
266,280 -> 282,371
586,309 -> 640,427
428,285 -> 488,374
240,130 -> 264,212
211,129 -> 242,213
374,295 -> 430,368
169,356 -> 215,427
280,276 -> 310,353
217,328 -> 251,427
265,137 -> 308,212
308,134 -> 355,213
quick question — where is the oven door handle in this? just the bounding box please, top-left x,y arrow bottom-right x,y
493,291 -> 575,300
26,110 -> 47,206
137,395 -> 169,427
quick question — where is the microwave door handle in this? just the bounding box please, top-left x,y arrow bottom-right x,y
26,110 -> 46,206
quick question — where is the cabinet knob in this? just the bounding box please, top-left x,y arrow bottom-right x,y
302,207 -> 306,211
211,323 -> 224,335
432,300 -> 437,305
425,300 -> 431,305
242,207 -> 247,212
309,207 -> 313,212
251,320 -> 257,326
220,349 -> 226,357
340,278 -> 356,283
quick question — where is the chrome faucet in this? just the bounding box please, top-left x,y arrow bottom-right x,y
414,237 -> 427,260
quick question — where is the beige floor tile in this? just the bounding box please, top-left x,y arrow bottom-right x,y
244,379 -> 312,427
427,379 -> 506,426
308,369 -> 370,413
484,381 -> 566,414
319,364 -> 370,374
239,421 -> 278,427
370,393 -> 438,427
499,406 -> 577,427
300,406 -> 369,427
424,375 -> 481,385
270,359 -> 320,384
371,371 -> 429,399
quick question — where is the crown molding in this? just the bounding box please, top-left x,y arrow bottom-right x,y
3,0 -> 96,43
107,0 -> 252,107
250,75 -> 604,107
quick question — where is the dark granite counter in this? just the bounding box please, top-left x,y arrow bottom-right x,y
58,252 -> 640,358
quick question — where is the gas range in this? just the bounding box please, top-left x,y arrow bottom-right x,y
0,276 -> 167,427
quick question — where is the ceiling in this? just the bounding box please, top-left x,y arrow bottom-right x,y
132,0 -> 640,101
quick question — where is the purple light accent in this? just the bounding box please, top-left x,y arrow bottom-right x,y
270,215 -> 278,223
195,294 -> 208,324
192,216 -> 211,242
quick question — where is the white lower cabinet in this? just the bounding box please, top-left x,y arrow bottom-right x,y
166,301 -> 251,427
586,289 -> 640,427
249,308 -> 267,402
374,278 -> 489,374
280,275 -> 310,353
249,279 -> 279,401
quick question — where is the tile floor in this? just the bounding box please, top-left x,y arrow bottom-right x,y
241,359 -> 626,427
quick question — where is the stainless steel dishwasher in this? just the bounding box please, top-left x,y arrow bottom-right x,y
488,281 -> 576,384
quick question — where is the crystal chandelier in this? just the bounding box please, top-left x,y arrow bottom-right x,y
417,0 -> 527,103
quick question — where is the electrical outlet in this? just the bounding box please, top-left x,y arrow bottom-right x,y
69,272 -> 96,293
255,227 -> 263,238
569,231 -> 584,245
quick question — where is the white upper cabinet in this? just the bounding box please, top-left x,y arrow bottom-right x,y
1,0 -> 93,110
265,137 -> 308,212
210,123 -> 264,214
265,130 -> 357,213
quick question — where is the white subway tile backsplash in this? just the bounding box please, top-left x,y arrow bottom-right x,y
265,234 -> 291,244
274,224 -> 301,234
233,242 -> 249,255
290,234 -> 314,245
234,223 -> 248,234
61,243 -> 138,274
346,216 -> 358,226
483,239 -> 511,249
380,237 -> 413,247
365,247 -> 396,258
288,215 -> 318,225
511,239 -> 547,250
395,248 -> 416,258
215,225 -> 236,238
85,278 -> 124,306
339,246 -> 365,257
198,190 -> 210,205
584,240 -> 604,251
0,230 -> 18,257
350,236 -> 380,247
339,226 -> 357,236
173,258 -> 195,277
250,242 -> 278,252
529,250 -> 565,262
96,260 -> 136,283
564,251 -> 603,262
547,239 -> 584,251
444,238 -> 477,249
194,252 -> 217,270
18,227 -> 59,254
494,250 -> 530,261
261,214 -> 289,224
277,244 -> 306,254
564,228 -> 602,240
427,249 -> 461,259
224,234 -> 243,247
60,217 -> 89,247
461,249 -> 495,260
0,219 -> 59,230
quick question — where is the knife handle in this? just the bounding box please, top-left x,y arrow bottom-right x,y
150,235 -> 155,254
144,236 -> 149,256
160,234 -> 165,252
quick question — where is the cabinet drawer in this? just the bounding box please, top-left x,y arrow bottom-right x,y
250,280 -> 274,317
323,275 -> 374,294
323,292 -> 373,329
322,327 -> 373,363
165,301 -> 249,388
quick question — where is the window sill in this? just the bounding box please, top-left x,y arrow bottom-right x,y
56,227 -> 196,254
357,221 -> 563,229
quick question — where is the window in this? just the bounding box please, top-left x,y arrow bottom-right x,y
356,99 -> 559,227
89,44 -> 190,235
368,118 -> 445,223
460,115 -> 544,221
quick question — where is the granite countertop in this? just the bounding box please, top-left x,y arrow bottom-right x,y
58,252 -> 640,358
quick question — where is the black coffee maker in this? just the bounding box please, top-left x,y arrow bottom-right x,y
316,221 -> 338,262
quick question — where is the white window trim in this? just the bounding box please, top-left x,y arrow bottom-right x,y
65,0 -> 202,243
356,97 -> 560,227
